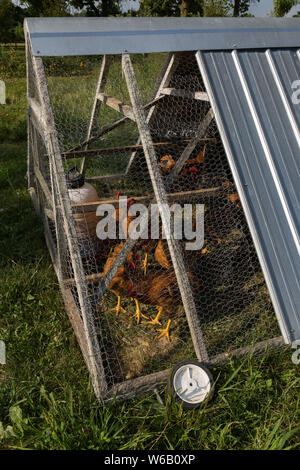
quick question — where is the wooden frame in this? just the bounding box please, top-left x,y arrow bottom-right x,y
161,88 -> 209,101
97,93 -> 135,121
54,137 -> 218,160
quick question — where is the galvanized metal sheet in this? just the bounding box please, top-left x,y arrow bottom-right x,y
24,17 -> 300,57
196,48 -> 300,344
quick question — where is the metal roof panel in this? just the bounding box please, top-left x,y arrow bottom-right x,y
196,48 -> 300,343
24,17 -> 300,56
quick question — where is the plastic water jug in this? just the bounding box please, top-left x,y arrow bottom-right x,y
66,167 -> 99,262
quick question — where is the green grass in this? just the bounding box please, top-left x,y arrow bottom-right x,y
0,52 -> 299,450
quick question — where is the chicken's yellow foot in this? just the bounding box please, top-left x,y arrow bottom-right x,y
131,298 -> 148,324
110,296 -> 126,317
157,319 -> 171,341
142,253 -> 148,276
142,307 -> 162,326
201,240 -> 210,254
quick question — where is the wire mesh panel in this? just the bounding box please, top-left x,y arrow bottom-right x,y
27,48 -> 281,399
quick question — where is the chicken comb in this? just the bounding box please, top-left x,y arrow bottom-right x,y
127,197 -> 135,206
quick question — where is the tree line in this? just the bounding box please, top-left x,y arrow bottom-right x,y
0,0 -> 299,43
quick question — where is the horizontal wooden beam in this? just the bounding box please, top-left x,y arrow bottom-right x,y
85,173 -> 125,184
59,138 -> 218,160
98,93 -> 135,121
72,186 -> 225,213
105,368 -> 171,401
209,336 -> 284,365
161,88 -> 209,101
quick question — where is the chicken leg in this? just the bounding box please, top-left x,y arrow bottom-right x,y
131,298 -> 148,324
142,306 -> 162,326
142,253 -> 148,276
110,296 -> 126,316
157,319 -> 172,341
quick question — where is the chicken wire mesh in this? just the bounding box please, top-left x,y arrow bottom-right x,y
28,50 -> 281,398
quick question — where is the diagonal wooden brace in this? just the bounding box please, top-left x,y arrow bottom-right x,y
122,52 -> 209,363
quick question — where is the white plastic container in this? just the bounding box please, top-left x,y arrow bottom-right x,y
67,167 -> 99,261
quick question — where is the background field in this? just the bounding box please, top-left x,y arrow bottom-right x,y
0,45 -> 299,450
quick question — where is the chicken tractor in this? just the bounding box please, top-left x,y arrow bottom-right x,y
25,18 -> 299,408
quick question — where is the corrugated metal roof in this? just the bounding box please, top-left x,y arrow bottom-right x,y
24,17 -> 300,57
196,48 -> 300,343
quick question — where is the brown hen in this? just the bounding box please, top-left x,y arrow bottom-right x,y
103,242 -> 145,320
126,269 -> 198,341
